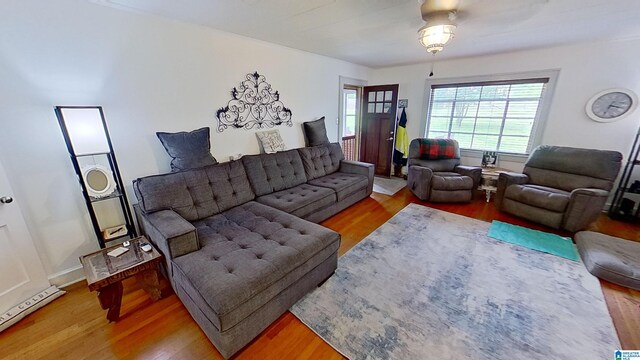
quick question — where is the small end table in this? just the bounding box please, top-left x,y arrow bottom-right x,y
479,167 -> 509,202
80,236 -> 163,322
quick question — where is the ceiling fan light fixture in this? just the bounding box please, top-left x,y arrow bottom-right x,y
418,23 -> 456,55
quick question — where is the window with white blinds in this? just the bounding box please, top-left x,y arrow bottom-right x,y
424,78 -> 550,155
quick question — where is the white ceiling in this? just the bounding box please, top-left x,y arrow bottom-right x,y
93,0 -> 640,68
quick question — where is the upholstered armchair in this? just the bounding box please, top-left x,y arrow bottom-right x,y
495,145 -> 622,232
407,139 -> 482,202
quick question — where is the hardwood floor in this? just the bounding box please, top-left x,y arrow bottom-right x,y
1,188 -> 638,359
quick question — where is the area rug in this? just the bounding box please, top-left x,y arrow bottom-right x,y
372,176 -> 406,196
488,221 -> 579,261
290,204 -> 619,360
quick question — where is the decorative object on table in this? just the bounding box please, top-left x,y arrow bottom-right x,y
575,231 -> 640,290
302,117 -> 329,146
79,236 -> 163,322
54,106 -> 136,248
496,145 -> 622,232
256,129 -> 286,154
488,221 -> 578,261
585,88 -> 638,122
609,125 -> 640,222
216,71 -> 292,132
291,204 -> 619,360
481,150 -> 497,168
81,164 -> 116,198
393,108 -> 409,178
406,138 -> 481,202
478,167 -> 508,202
156,127 -> 218,172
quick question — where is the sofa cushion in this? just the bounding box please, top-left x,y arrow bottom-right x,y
303,117 -> 330,146
431,172 -> 474,191
504,184 -> 570,212
575,231 -> 640,290
255,184 -> 336,218
172,201 -> 340,331
242,150 -> 307,196
156,127 -> 218,172
297,143 -> 344,180
134,161 -> 254,221
307,172 -> 368,201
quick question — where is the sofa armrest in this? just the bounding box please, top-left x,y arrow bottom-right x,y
454,165 -> 482,188
407,165 -> 434,201
495,172 -> 529,210
138,209 -> 199,260
340,160 -> 374,195
562,188 -> 610,232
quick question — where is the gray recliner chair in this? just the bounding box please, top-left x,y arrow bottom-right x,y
407,138 -> 482,202
495,145 -> 622,232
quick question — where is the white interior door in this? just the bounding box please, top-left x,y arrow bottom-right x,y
0,158 -> 50,314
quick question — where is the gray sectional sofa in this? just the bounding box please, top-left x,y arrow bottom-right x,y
132,143 -> 373,358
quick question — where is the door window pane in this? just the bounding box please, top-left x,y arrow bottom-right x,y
368,92 -> 375,102
368,103 -> 375,113
385,91 -> 393,101
375,103 -> 383,113
376,91 -> 384,102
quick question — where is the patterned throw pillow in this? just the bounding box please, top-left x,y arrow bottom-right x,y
156,127 -> 218,172
256,130 -> 286,154
418,139 -> 459,160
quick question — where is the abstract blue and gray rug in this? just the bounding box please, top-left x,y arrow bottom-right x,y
290,204 -> 619,359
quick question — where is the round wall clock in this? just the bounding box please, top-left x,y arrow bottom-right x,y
585,88 -> 638,122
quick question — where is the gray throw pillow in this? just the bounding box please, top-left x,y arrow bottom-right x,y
303,117 -> 329,146
156,127 -> 218,172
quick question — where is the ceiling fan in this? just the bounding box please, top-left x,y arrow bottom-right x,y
418,0 -> 548,55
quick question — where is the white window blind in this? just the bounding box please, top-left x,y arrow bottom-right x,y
425,78 -> 549,154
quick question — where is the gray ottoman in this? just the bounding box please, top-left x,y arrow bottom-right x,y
575,231 -> 640,290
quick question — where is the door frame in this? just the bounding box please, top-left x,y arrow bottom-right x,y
338,76 -> 367,142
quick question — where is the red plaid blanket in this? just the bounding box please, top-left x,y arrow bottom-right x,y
418,139 -> 457,160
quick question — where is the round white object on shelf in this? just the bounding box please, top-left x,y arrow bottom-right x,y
81,164 -> 116,198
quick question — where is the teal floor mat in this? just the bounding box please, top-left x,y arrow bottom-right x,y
487,221 -> 579,261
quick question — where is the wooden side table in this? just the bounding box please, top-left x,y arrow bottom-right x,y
479,167 -> 509,202
80,236 -> 163,322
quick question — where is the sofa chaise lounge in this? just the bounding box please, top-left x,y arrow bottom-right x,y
133,143 -> 373,358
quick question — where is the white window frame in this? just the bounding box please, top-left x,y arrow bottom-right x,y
421,70 -> 559,162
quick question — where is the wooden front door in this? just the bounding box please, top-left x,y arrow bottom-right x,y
359,84 -> 399,176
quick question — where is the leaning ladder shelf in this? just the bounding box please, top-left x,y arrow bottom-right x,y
55,106 -> 137,248
609,126 -> 640,223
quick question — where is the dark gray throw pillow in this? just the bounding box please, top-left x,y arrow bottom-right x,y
303,117 -> 330,146
156,127 -> 218,172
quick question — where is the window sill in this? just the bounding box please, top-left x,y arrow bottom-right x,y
460,149 -> 529,164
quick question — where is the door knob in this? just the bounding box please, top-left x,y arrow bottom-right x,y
0,196 -> 13,204
387,137 -> 394,141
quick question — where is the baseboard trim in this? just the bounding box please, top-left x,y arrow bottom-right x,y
48,265 -> 85,288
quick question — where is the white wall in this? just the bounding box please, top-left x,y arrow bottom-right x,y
370,38 -> 640,171
0,0 -> 370,284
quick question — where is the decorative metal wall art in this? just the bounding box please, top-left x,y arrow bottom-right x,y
216,72 -> 293,132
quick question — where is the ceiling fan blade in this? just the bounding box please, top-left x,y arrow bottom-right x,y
456,0 -> 548,25
421,0 -> 461,17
